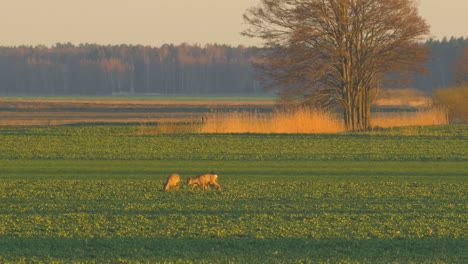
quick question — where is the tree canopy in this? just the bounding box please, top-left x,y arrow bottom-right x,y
243,0 -> 430,130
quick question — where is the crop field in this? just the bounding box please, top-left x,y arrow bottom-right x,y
0,125 -> 466,161
0,124 -> 466,263
0,98 -> 275,126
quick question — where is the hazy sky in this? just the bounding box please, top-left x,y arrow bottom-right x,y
2,0 -> 467,47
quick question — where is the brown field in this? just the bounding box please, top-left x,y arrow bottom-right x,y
0,99 -> 448,132
0,112 -> 204,126
0,99 -> 274,126
0,98 -> 274,108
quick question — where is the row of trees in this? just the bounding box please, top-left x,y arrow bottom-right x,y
414,37 -> 468,91
0,38 -> 465,97
0,43 -> 261,95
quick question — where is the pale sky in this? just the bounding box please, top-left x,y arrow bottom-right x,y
1,0 -> 467,47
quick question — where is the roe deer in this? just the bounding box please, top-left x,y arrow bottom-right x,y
187,172 -> 221,190
163,173 -> 180,191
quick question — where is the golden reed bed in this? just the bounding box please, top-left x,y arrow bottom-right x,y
199,107 -> 448,134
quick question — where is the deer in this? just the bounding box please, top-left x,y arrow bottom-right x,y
163,173 -> 181,191
187,172 -> 221,190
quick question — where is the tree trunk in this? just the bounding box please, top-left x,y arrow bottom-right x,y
343,87 -> 372,131
357,87 -> 372,131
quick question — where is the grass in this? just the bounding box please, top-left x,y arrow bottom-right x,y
1,237 -> 465,263
0,124 -> 466,263
1,160 -> 466,181
0,125 -> 465,161
0,160 -> 466,263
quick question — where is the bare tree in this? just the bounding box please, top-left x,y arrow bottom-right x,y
243,0 -> 430,130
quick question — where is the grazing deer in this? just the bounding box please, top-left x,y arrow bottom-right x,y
187,172 -> 221,190
163,173 -> 181,191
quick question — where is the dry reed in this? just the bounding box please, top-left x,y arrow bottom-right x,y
371,107 -> 449,128
200,107 -> 449,134
200,108 -> 345,133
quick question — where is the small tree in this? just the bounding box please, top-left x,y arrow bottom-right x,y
243,0 -> 430,130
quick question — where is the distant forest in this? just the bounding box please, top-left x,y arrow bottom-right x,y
0,37 -> 466,96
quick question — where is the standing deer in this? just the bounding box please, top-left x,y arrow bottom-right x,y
163,173 -> 181,191
187,172 -> 221,190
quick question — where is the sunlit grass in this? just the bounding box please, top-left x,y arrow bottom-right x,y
200,107 -> 344,133
371,107 -> 449,128
199,107 -> 449,134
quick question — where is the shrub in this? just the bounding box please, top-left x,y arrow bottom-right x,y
432,86 -> 468,122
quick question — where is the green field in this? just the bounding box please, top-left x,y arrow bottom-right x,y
0,125 -> 466,263
0,125 -> 466,161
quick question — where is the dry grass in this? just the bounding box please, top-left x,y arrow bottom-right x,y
200,108 -> 345,133
199,107 -> 449,134
371,108 -> 449,128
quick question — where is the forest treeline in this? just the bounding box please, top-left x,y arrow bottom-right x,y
0,43 -> 260,96
0,37 -> 466,96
